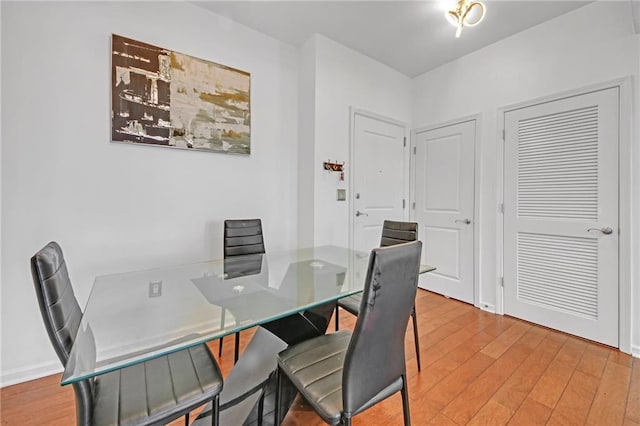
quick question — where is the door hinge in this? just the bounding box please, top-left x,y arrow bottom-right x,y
412,202 -> 416,210
501,129 -> 505,140
403,199 -> 406,209
499,203 -> 504,213
500,276 -> 504,287
403,136 -> 407,147
413,146 -> 416,155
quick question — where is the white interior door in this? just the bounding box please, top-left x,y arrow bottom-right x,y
414,120 -> 475,304
503,87 -> 619,347
352,112 -> 408,252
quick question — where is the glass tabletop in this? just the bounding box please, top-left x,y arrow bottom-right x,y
62,245 -> 435,385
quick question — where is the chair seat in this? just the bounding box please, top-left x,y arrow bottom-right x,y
93,344 -> 223,426
277,331 -> 403,425
337,294 -> 362,316
277,331 -> 350,425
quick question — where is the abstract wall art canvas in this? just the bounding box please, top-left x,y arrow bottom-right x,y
111,34 -> 251,155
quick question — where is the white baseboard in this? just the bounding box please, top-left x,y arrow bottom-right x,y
479,302 -> 496,313
632,344 -> 640,359
0,361 -> 62,388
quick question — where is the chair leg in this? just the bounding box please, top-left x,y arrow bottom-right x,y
275,368 -> 282,426
219,309 -> 226,357
335,305 -> 340,331
411,306 -> 421,372
342,413 -> 352,426
185,412 -> 189,425
212,395 -> 220,426
401,373 -> 411,426
257,390 -> 265,426
234,332 -> 240,364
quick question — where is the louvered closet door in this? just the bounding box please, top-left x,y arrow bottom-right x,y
504,87 -> 619,347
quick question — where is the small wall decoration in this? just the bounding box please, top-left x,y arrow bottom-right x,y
111,34 -> 251,155
323,160 -> 345,181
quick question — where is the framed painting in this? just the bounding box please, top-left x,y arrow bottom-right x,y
111,34 -> 251,155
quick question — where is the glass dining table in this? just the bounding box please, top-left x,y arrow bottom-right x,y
62,245 -> 435,424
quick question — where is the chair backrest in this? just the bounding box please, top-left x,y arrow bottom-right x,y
342,240 -> 422,413
31,242 -> 94,425
380,220 -> 418,247
224,219 -> 265,257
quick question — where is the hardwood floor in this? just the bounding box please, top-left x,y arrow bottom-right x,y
1,290 -> 638,425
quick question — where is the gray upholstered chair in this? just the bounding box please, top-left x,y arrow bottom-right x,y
378,220 -> 419,248
274,241 -> 422,425
335,220 -> 423,371
224,219 -> 265,257
219,219 -> 266,363
31,242 -> 223,426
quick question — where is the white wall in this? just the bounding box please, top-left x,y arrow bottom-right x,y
0,1 -> 299,385
412,1 -> 640,351
306,35 -> 413,247
0,1 -> 4,380
297,37 -> 316,248
633,34 -> 640,357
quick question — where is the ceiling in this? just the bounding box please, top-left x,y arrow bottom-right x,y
194,1 -> 591,77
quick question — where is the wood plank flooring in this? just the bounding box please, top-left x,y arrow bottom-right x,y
1,290 -> 637,425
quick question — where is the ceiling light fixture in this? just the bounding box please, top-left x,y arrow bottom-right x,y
446,0 -> 486,38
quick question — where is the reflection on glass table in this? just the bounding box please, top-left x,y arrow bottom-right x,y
62,246 -> 374,385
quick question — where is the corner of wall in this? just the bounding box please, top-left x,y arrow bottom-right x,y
1,0 -> 5,381
631,33 -> 640,357
297,35 -> 318,248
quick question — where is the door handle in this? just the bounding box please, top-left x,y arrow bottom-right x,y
587,226 -> 613,235
355,210 -> 368,217
454,219 -> 471,225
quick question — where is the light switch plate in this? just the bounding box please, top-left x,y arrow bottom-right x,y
337,189 -> 346,201
149,280 -> 163,298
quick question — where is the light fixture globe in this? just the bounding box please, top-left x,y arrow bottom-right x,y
445,0 -> 486,38
462,2 -> 485,27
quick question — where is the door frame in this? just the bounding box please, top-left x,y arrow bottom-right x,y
410,113 -> 482,308
348,107 -> 410,252
496,77 -> 633,353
